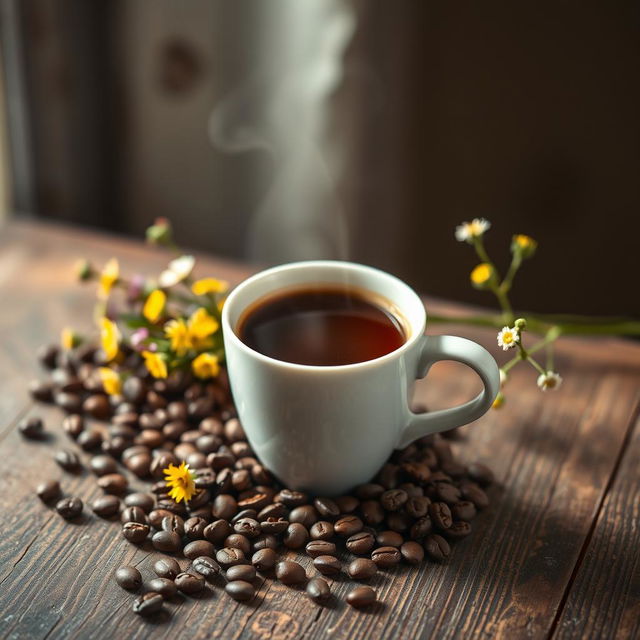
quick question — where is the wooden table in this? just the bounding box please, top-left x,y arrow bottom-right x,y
0,220 -> 638,640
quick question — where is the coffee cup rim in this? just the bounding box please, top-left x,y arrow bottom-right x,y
222,260 -> 427,372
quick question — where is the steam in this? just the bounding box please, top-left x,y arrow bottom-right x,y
208,0 -> 355,263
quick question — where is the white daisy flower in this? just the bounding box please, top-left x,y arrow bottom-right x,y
497,326 -> 519,351
158,255 -> 195,288
537,371 -> 562,391
455,218 -> 491,243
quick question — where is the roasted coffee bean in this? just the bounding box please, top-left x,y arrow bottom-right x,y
348,558 -> 377,580
224,418 -> 245,442
97,473 -> 128,495
19,416 -> 45,439
376,530 -> 404,548
283,523 -> 309,549
191,556 -> 221,579
123,492 -> 155,513
233,517 -> 261,538
466,462 -> 494,486
258,503 -> 286,520
148,508 -> 175,528
314,497 -> 340,519
346,586 -> 376,608
216,547 -> 245,568
153,557 -> 181,580
429,502 -> 453,530
54,449 -> 81,472
184,516 -> 208,540
371,546 -> 401,568
175,572 -> 205,594
346,531 -> 375,555
356,483 -> 385,500
83,394 -> 111,420
440,460 -> 466,478
133,592 -> 164,616
305,540 -> 337,558
410,516 -> 433,540
276,560 -> 307,585
434,482 -> 462,505
36,480 -> 61,503
135,429 -> 165,449
424,534 -> 450,561
28,379 -> 54,402
161,514 -> 185,537
401,461 -> 431,483
378,463 -> 400,489
313,555 -> 341,576
334,515 -> 363,537
289,505 -> 319,528
226,564 -> 256,582
204,519 -> 232,544
460,482 -> 490,509
275,489 -> 308,507
91,494 -> 120,518
252,548 -> 278,572
194,468 -> 216,489
400,541 -> 424,565
335,495 -> 359,513
306,577 -> 331,604
386,511 -> 411,533
151,530 -> 182,552
380,489 -> 408,511
148,578 -> 178,599
125,453 -> 152,478
309,521 -> 334,540
360,500 -> 385,525
237,491 -> 271,511
184,540 -> 215,560
115,565 -> 142,590
260,517 -> 289,535
56,497 -> 83,519
62,414 -> 84,439
252,533 -> 277,551
212,494 -> 237,520
123,376 -> 147,404
225,580 -> 255,602
225,534 -> 251,555
77,429 -> 102,451
55,392 -> 83,413
38,344 -> 59,369
121,506 -> 147,524
451,501 -> 477,522
405,496 -> 430,519
150,451 -> 179,478
122,522 -> 150,544
445,521 -> 472,540
89,455 -> 118,476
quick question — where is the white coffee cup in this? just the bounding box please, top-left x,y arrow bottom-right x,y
222,261 -> 500,496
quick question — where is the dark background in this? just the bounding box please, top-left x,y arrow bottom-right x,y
2,0 -> 639,316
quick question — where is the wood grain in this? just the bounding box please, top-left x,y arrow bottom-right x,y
0,219 -> 639,640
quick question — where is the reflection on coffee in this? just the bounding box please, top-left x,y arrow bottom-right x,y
237,286 -> 407,366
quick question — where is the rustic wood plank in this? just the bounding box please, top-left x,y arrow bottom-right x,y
0,219 -> 639,640
552,413 -> 640,640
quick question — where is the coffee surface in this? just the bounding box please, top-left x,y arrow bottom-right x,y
237,287 -> 406,366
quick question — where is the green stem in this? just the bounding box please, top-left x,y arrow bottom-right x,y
526,355 -> 547,376
500,254 -> 522,294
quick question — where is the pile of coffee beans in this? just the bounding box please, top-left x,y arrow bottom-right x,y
28,343 -> 493,617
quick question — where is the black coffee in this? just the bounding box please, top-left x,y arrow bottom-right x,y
238,286 -> 406,366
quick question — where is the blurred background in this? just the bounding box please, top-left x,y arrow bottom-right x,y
1,0 -> 639,315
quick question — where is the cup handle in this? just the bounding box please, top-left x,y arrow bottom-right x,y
397,334 -> 500,449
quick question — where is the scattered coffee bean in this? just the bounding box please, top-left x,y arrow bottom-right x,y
346,531 -> 375,555
153,557 -> 181,580
83,394 -> 111,420
216,547 -> 245,568
184,516 -> 208,540
226,564 -> 256,582
133,592 -> 164,616
56,496 -> 83,519
123,492 -> 155,513
184,540 -> 215,560
348,558 -> 377,580
121,506 -> 147,524
314,497 -> 340,519
313,555 -> 341,576
151,530 -> 181,552
309,521 -> 335,540
77,429 -> 102,451
204,519 -> 233,544
346,586 -> 376,608
445,521 -> 472,540
225,580 -> 255,602
175,572 -> 205,594
380,489 -> 408,511
91,495 -> 121,518
252,548 -> 278,572
276,560 -> 307,585
115,565 -> 142,590
306,577 -> 331,604
305,540 -> 336,558
97,473 -> 128,495
148,577 -> 178,599
466,462 -> 494,487
191,556 -> 221,579
460,482 -> 490,509
122,522 -> 150,544
89,455 -> 118,476
283,523 -> 309,549
400,541 -> 424,565
371,546 -> 401,568
225,534 -> 251,554
424,534 -> 451,561
62,414 -> 84,438
54,449 -> 81,472
19,416 -> 45,439
36,480 -> 61,503
334,515 -> 363,537
429,502 -> 453,530
451,501 -> 477,522
376,530 -> 404,548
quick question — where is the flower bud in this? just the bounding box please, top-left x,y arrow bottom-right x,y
469,263 -> 494,290
511,234 -> 537,259
514,318 -> 527,331
75,259 -> 94,281
146,217 -> 173,246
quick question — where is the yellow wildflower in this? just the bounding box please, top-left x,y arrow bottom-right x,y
61,327 -> 79,350
191,278 -> 229,296
511,234 -> 538,258
98,258 -> 119,299
470,263 -> 493,288
164,462 -> 197,503
99,317 -> 120,361
99,367 -> 122,396
142,350 -> 168,379
188,307 -> 219,340
164,318 -> 192,356
143,289 -> 166,323
192,353 -> 220,379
